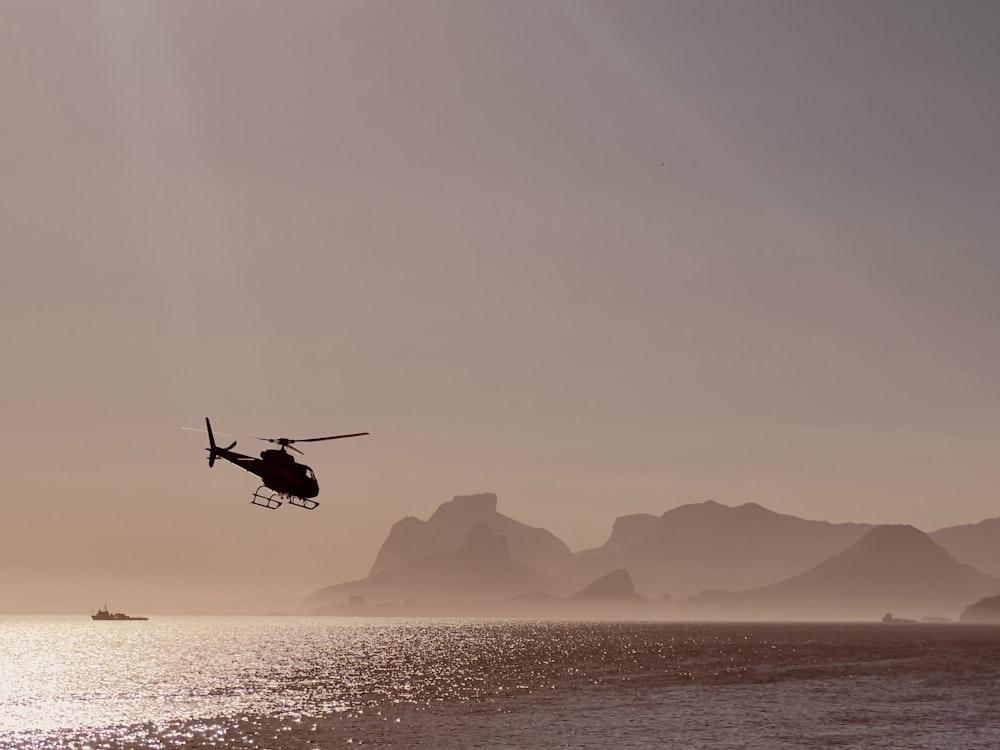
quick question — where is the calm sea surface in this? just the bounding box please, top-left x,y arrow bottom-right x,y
2,615 -> 999,749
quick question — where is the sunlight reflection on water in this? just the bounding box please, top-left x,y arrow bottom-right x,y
3,616 -> 1000,749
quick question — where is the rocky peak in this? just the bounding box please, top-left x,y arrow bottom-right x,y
367,492 -> 571,578
429,493 -> 498,524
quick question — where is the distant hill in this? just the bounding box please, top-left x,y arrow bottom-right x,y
684,525 -> 1000,621
931,517 -> 1000,577
503,568 -> 655,619
574,500 -> 873,598
572,568 -> 642,601
368,493 -> 572,578
959,593 -> 1000,623
312,521 -> 556,605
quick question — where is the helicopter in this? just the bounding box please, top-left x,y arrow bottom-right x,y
187,418 -> 369,509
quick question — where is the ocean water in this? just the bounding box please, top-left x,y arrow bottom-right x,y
2,616 -> 999,749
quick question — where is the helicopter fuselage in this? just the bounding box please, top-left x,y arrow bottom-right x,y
210,444 -> 320,499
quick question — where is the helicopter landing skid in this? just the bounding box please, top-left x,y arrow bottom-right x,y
250,486 -> 318,510
287,495 -> 319,510
251,486 -> 282,510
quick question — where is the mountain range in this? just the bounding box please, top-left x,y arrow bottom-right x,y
682,524 -> 999,620
571,500 -> 874,598
303,492 -> 1000,621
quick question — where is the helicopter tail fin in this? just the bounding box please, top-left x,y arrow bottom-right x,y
204,418 -> 237,467
205,417 -> 217,468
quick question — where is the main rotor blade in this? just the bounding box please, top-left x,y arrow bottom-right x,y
289,432 -> 370,443
185,427 -> 370,445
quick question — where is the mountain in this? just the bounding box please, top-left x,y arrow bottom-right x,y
573,501 -> 874,598
311,521 -> 556,606
959,594 -> 1000,623
931,517 -> 1000,577
684,525 -> 1000,621
368,492 -> 572,578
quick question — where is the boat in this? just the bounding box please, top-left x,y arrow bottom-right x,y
881,612 -> 916,624
91,606 -> 149,621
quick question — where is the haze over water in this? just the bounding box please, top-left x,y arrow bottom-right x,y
4,616 -> 1000,749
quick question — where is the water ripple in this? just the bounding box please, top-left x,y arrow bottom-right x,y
4,616 -> 1000,749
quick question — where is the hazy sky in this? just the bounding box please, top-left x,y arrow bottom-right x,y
2,1 -> 998,612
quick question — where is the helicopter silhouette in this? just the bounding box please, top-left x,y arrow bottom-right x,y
188,418 -> 368,509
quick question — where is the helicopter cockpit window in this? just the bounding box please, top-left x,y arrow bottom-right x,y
304,467 -> 315,480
